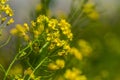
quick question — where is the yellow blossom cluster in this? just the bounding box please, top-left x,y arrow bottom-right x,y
70,47 -> 83,60
48,59 -> 65,70
78,40 -> 92,56
10,15 -> 73,79
31,15 -> 48,39
46,18 -> 73,55
0,0 -> 13,16
11,15 -> 73,56
83,2 -> 99,20
10,23 -> 29,41
0,0 -> 7,4
0,0 -> 14,26
64,68 -> 87,80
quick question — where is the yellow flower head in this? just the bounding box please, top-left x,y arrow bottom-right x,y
48,63 -> 59,70
4,4 -> 14,16
64,68 -> 87,80
0,0 -> 7,4
55,59 -> 65,69
7,18 -> 14,25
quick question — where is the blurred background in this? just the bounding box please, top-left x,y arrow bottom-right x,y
0,0 -> 120,80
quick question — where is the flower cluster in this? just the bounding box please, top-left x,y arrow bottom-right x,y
46,18 -> 73,55
83,2 -> 99,20
64,68 -> 87,80
48,59 -> 65,70
11,15 -> 73,55
9,15 -> 73,79
0,0 -> 14,26
70,47 -> 83,60
78,39 -> 92,56
10,23 -> 29,41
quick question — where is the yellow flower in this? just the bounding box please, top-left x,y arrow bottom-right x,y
47,33 -> 53,41
24,67 -> 35,79
53,38 -> 62,47
75,75 -> 87,80
35,4 -> 42,11
7,18 -> 14,25
0,0 -> 7,4
78,40 -> 92,56
48,19 -> 58,29
64,68 -> 86,80
48,63 -> 59,70
55,59 -> 65,69
83,2 -> 99,20
70,47 -> 83,60
37,15 -> 49,23
49,43 -> 55,50
33,30 -> 39,38
23,23 -> 29,31
88,11 -> 99,20
63,44 -> 70,50
10,28 -> 18,35
64,69 -> 76,80
48,59 -> 65,70
24,67 -> 33,75
16,24 -> 26,33
58,19 -> 73,40
9,64 -> 23,77
4,4 -> 13,16
38,24 -> 44,34
31,21 -> 36,27
23,34 -> 29,41
58,50 -> 65,56
83,3 -> 95,13
1,17 -> 7,23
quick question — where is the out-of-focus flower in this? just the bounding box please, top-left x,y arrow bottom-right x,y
64,68 -> 87,80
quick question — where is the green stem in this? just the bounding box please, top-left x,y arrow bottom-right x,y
27,42 -> 49,80
0,35 -> 11,48
39,42 -> 49,53
3,44 -> 30,80
68,0 -> 84,22
28,57 -> 48,80
3,53 -> 19,80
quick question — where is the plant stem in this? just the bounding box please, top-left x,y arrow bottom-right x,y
27,42 -> 49,80
39,42 -> 49,53
28,57 -> 48,80
3,44 -> 30,80
0,35 -> 11,48
3,53 -> 19,80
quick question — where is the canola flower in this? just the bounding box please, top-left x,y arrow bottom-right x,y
11,15 -> 73,53
83,2 -> 99,20
0,0 -> 14,47
0,0 -> 14,26
70,47 -> 83,60
78,39 -> 92,56
64,68 -> 87,80
48,59 -> 65,70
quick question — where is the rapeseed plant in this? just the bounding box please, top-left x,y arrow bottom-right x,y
4,14 -> 86,80
0,0 -> 14,47
0,0 -> 102,80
